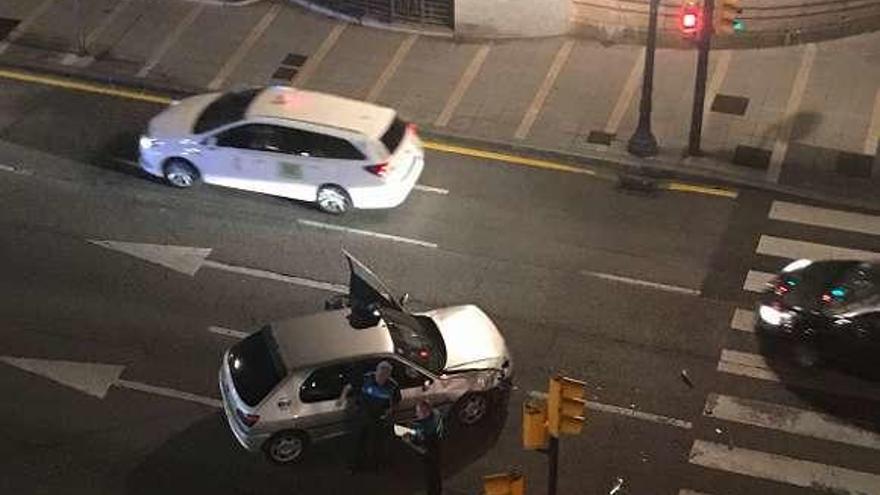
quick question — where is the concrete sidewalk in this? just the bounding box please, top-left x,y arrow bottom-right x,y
0,0 -> 878,209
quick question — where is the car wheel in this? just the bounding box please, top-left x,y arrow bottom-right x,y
316,185 -> 351,215
454,392 -> 490,426
163,158 -> 199,188
263,430 -> 309,465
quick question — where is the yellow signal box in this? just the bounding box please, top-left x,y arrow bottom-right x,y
483,471 -> 525,495
547,375 -> 587,436
522,399 -> 548,450
714,0 -> 743,35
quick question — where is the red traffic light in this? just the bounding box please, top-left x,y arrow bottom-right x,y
682,12 -> 698,29
679,2 -> 703,37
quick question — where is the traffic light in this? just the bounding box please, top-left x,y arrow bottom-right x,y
546,375 -> 587,436
714,0 -> 743,35
522,399 -> 548,450
483,471 -> 525,495
679,1 -> 703,38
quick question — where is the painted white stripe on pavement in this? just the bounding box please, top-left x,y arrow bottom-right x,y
293,23 -> 346,87
207,3 -> 281,90
136,4 -> 205,78
730,308 -> 755,332
865,87 -> 880,155
208,326 -> 249,339
769,201 -> 880,237
718,349 -> 880,403
679,490 -> 713,495
203,259 -> 348,293
414,184 -> 449,195
435,44 -> 491,127
706,393 -> 880,451
298,219 -> 438,248
117,379 -> 221,408
366,34 -> 418,102
0,0 -> 56,55
604,49 -> 645,135
582,270 -> 701,296
743,269 -> 774,293
689,439 -> 880,493
514,39 -> 575,140
704,50 -> 732,119
757,235 -> 880,261
527,391 -> 691,429
767,43 -> 817,183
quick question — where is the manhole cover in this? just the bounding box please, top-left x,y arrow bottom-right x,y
712,94 -> 749,116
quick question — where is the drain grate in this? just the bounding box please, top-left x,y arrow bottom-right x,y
586,130 -> 614,146
835,151 -> 874,178
0,17 -> 19,39
732,145 -> 771,169
711,94 -> 749,116
271,53 -> 309,83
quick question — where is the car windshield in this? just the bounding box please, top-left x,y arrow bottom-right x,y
227,325 -> 286,407
381,308 -> 446,374
194,88 -> 260,134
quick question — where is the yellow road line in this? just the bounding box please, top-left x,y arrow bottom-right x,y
0,68 -> 173,105
663,182 -> 739,199
423,141 -> 597,176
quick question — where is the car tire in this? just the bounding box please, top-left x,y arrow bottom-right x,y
263,430 -> 309,465
316,185 -> 351,215
454,392 -> 490,426
163,158 -> 199,188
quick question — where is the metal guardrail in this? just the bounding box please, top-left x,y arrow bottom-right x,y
312,0 -> 453,28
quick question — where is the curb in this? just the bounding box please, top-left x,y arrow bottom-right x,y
287,0 -> 453,38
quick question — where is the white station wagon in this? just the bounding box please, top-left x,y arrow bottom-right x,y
139,86 -> 425,214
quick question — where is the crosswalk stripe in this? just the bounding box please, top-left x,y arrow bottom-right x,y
769,201 -> 880,237
743,270 -> 773,293
757,235 -> 880,261
718,349 -> 880,402
689,440 -> 880,492
705,393 -> 880,451
730,308 -> 755,332
678,491 -> 713,495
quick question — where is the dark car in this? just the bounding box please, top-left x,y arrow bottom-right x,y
755,259 -> 880,374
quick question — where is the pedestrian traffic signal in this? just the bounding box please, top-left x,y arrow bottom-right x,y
679,1 -> 703,38
714,0 -> 743,35
522,399 -> 548,450
547,375 -> 586,436
483,471 -> 525,495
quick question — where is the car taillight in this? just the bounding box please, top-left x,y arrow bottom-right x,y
406,123 -> 418,134
236,408 -> 259,427
365,162 -> 389,177
770,275 -> 797,295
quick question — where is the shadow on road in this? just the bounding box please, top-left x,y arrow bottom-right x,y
125,393 -> 509,495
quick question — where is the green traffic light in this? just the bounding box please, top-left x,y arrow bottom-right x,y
733,19 -> 744,32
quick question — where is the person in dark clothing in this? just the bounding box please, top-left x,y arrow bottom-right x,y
405,400 -> 444,495
343,360 -> 401,472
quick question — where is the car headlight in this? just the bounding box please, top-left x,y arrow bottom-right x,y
758,305 -> 792,326
139,135 -> 157,150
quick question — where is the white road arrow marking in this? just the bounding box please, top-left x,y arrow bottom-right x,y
1,356 -> 220,408
88,239 -> 346,292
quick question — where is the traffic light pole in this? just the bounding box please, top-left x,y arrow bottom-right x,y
547,435 -> 560,495
627,0 -> 660,157
687,0 -> 714,156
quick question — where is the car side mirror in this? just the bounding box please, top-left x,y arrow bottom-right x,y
399,292 -> 410,307
203,136 -> 218,147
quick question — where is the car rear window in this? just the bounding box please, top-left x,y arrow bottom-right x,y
194,88 -> 261,134
228,325 -> 286,407
379,117 -> 407,155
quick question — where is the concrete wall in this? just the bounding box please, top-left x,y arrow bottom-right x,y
455,0 -> 571,38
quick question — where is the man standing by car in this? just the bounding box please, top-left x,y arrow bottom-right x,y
343,360 -> 401,472
403,400 -> 444,495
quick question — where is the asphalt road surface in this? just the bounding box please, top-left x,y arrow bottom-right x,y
1,78 -> 879,495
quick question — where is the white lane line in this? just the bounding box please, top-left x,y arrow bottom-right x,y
587,400 -> 692,429
292,23 -> 346,87
865,88 -> 880,155
203,259 -> 348,293
414,184 -> 449,195
718,349 -> 880,402
679,491 -> 713,495
298,219 -> 438,248
604,49 -> 645,135
207,3 -> 281,90
435,44 -> 491,127
0,0 -> 56,55
743,269 -> 773,293
769,201 -> 880,237
689,440 -> 880,493
117,379 -> 221,408
61,0 -> 134,66
136,4 -> 205,78
705,393 -> 880,451
757,235 -> 880,261
730,308 -> 755,333
582,270 -> 701,296
767,43 -> 817,183
208,326 -> 249,339
365,34 -> 418,102
703,50 -> 732,120
514,39 -> 575,140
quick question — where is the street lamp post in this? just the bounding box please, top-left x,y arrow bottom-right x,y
627,0 -> 661,157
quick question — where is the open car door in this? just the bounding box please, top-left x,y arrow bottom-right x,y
344,250 -> 403,328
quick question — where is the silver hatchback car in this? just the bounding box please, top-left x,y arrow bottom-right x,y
219,253 -> 513,464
